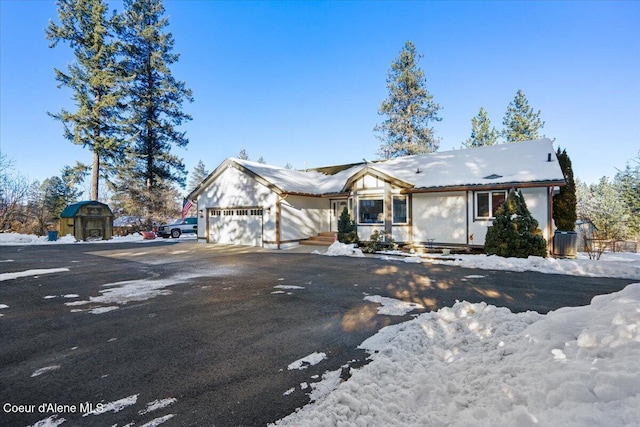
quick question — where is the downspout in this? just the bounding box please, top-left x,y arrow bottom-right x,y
466,191 -> 470,246
408,193 -> 413,245
276,198 -> 281,250
548,186 -> 554,254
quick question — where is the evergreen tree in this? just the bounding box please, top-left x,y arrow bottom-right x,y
238,148 -> 249,160
552,147 -> 577,231
109,153 -> 178,224
257,156 -> 266,164
27,177 -> 67,235
284,162 -> 294,170
337,207 -> 358,244
60,164 -> 87,203
462,107 -> 498,148
188,160 -> 209,193
614,154 -> 640,237
46,0 -> 126,201
374,41 -> 442,159
578,177 -> 630,242
484,189 -> 548,258
118,0 -> 193,206
502,89 -> 545,142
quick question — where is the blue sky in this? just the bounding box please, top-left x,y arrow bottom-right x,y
1,0 -> 638,193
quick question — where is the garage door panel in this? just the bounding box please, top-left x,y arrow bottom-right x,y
208,208 -> 263,247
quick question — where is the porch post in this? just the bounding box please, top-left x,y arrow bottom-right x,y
384,182 -> 392,236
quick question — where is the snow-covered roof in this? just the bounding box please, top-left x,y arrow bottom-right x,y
370,138 -> 564,190
192,139 -> 565,198
231,158 -> 362,195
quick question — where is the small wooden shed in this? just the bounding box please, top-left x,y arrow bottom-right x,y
59,201 -> 114,241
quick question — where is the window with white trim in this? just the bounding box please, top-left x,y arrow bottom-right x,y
392,196 -> 407,224
475,191 -> 506,219
358,199 -> 384,224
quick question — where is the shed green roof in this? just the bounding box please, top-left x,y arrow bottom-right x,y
60,201 -> 112,218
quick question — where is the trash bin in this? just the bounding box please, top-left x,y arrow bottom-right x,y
553,231 -> 577,258
47,230 -> 59,241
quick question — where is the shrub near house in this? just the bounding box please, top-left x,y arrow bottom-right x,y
485,189 -> 548,258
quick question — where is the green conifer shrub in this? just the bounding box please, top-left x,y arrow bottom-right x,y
362,230 -> 396,253
552,148 -> 577,231
484,189 -> 548,258
337,207 -> 358,244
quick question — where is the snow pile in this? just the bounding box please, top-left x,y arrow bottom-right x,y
364,295 -> 424,316
273,283 -> 640,426
64,272 -> 202,314
0,232 -> 168,246
429,253 -> 640,280
0,233 -> 77,245
288,352 -> 328,371
315,241 -> 364,257
0,267 -> 70,282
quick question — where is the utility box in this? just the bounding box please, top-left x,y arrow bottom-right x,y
59,201 -> 114,241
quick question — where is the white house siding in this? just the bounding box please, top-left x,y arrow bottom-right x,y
467,187 -> 551,246
520,187 -> 552,243
280,195 -> 330,242
196,166 -> 278,246
412,192 -> 467,245
391,225 -> 411,243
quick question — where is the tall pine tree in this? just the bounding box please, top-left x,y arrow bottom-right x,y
117,0 -> 193,212
188,160 -> 209,193
374,41 -> 442,159
502,89 -> 545,142
46,0 -> 126,201
462,107 -> 498,148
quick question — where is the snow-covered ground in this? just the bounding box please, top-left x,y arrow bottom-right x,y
0,232 -> 195,246
4,236 -> 639,426
273,242 -> 640,426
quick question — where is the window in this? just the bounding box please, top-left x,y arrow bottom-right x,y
392,196 -> 407,224
359,199 -> 383,224
475,191 -> 506,219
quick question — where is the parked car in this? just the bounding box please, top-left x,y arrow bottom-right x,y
157,217 -> 197,238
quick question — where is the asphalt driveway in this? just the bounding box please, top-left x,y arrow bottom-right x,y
0,241 -> 633,426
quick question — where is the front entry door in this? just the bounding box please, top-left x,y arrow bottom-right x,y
330,199 -> 348,232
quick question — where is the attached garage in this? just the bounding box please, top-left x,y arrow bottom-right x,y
207,207 -> 264,246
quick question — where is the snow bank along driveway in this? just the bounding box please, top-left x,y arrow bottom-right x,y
274,283 -> 640,426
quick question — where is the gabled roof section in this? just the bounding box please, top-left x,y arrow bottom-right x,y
341,164 -> 414,192
232,159 -> 360,195
188,158 -> 360,199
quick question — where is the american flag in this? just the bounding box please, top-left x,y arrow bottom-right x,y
181,198 -> 194,220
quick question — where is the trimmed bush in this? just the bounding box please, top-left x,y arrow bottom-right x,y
484,189 -> 548,258
362,230 -> 396,253
337,207 -> 358,244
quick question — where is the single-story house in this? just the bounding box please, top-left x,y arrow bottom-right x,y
188,138 -> 565,250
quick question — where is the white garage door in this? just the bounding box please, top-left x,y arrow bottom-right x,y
208,208 -> 263,247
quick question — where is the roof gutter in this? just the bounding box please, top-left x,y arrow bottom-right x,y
404,180 -> 566,194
